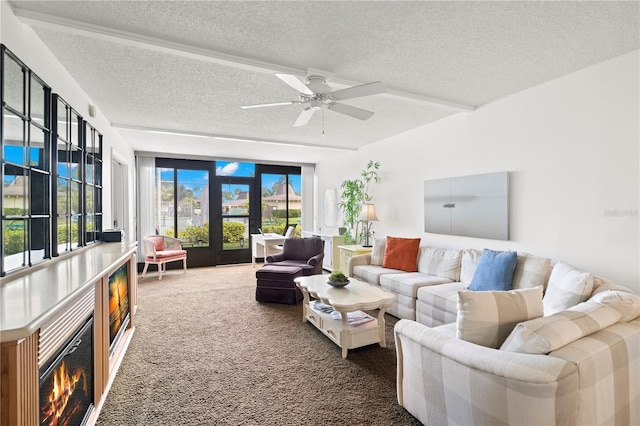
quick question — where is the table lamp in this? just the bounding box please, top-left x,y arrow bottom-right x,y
360,203 -> 378,247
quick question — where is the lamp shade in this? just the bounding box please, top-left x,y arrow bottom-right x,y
360,203 -> 379,221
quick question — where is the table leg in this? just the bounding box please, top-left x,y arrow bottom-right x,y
300,286 -> 309,322
377,307 -> 388,348
341,312 -> 349,358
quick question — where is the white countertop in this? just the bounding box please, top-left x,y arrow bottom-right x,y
0,241 -> 137,342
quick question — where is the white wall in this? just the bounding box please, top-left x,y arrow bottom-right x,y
1,2 -> 137,239
315,51 -> 639,292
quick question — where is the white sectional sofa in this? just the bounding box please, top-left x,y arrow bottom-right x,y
348,240 -> 550,324
348,237 -> 640,425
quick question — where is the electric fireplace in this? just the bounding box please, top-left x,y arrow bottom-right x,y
108,262 -> 130,356
39,317 -> 94,426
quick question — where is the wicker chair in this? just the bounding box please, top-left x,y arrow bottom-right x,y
142,235 -> 187,280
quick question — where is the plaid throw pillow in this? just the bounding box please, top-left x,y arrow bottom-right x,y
457,286 -> 544,348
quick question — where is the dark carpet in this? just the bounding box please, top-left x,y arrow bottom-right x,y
96,263 -> 420,425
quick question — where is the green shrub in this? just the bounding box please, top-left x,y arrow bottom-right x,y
222,222 -> 246,243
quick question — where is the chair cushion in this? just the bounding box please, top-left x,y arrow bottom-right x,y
543,261 -> 593,315
256,265 -> 304,281
282,238 -> 324,261
468,249 -> 517,291
500,299 -> 622,354
457,286 -> 544,349
382,236 -> 420,272
152,249 -> 186,259
148,236 -> 165,251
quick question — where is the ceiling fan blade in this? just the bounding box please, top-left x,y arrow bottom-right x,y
275,73 -> 314,96
329,81 -> 386,101
293,108 -> 316,127
328,102 -> 374,121
240,101 -> 298,109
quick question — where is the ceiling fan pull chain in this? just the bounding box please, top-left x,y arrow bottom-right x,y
322,108 -> 325,138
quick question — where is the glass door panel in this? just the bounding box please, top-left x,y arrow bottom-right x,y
221,183 -> 249,251
177,169 -> 209,247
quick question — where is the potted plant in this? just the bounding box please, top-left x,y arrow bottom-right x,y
338,160 -> 381,245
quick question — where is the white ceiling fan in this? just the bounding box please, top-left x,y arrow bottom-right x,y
241,73 -> 386,127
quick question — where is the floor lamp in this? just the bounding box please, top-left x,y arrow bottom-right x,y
360,203 -> 378,247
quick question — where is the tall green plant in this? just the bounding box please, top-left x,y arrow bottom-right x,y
339,160 -> 380,244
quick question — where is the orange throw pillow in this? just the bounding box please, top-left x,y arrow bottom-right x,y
382,236 -> 421,272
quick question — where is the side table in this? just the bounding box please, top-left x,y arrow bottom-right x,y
337,245 -> 373,273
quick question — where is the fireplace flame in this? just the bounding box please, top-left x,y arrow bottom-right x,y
41,360 -> 87,426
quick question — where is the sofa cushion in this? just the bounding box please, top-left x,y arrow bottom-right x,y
468,249 -> 517,291
457,286 -> 544,349
383,236 -> 421,272
590,287 -> 640,322
352,265 -> 403,285
417,247 -> 462,281
380,273 -> 453,298
512,253 -> 551,290
460,249 -> 482,284
500,300 -> 622,354
416,282 -> 468,327
543,261 -> 593,315
370,237 -> 386,266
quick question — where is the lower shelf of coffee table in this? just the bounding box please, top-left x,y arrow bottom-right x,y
304,303 -> 380,350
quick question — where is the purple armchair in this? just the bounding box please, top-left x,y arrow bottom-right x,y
265,238 -> 325,276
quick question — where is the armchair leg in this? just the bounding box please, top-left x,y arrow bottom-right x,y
183,258 -> 187,273
142,262 -> 150,278
158,262 -> 164,280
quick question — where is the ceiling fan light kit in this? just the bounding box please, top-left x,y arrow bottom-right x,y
241,72 -> 387,127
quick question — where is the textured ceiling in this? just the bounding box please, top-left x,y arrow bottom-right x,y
8,1 -> 639,164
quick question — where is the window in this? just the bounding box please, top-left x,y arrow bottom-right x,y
1,45 -> 103,276
1,46 -> 52,273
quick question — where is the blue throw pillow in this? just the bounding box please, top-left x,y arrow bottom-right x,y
468,249 -> 517,291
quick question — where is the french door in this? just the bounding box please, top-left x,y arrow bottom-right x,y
215,177 -> 255,264
155,158 -> 215,268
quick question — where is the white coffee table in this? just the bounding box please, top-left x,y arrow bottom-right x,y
295,275 -> 396,358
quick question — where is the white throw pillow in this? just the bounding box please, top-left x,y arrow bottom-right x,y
500,300 -> 622,354
417,247 -> 462,281
459,249 -> 482,284
370,237 -> 386,266
457,286 -> 544,349
543,261 -> 593,315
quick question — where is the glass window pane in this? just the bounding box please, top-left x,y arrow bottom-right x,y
29,123 -> 47,169
57,178 -> 68,214
71,215 -> 81,249
222,217 -> 248,250
3,53 -> 24,113
69,147 -> 81,180
288,174 -> 302,236
70,113 -> 80,146
3,110 -> 26,165
177,169 -> 209,247
30,171 -> 48,216
222,183 -> 249,217
57,140 -> 69,177
85,184 -> 93,215
30,76 -> 46,126
85,155 -> 94,184
261,174 -> 286,234
157,168 -> 174,237
215,161 -> 254,177
3,165 -> 27,216
3,219 -> 27,271
71,181 -> 81,215
94,160 -> 102,186
57,219 -> 70,251
30,217 -> 49,263
57,98 -> 67,140
94,187 -> 102,214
